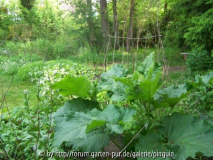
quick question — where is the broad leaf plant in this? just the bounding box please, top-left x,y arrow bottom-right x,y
52,53 -> 213,160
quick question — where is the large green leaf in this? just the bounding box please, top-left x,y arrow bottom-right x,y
137,52 -> 161,78
135,113 -> 213,160
138,72 -> 161,102
114,71 -> 161,103
71,129 -> 109,152
53,115 -> 90,147
86,120 -> 106,133
135,132 -> 170,160
154,84 -> 190,107
186,72 -> 213,89
98,65 -> 128,101
53,100 -> 136,151
159,113 -> 213,160
98,105 -> 136,123
200,71 -> 213,84
53,98 -> 99,125
53,99 -> 99,146
52,76 -> 93,98
137,52 -> 155,76
97,105 -> 137,134
114,76 -> 135,88
71,105 -> 136,152
100,64 -> 128,80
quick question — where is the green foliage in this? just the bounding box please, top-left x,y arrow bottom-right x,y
99,53 -> 163,108
0,0 -> 18,35
154,84 -> 190,108
1,52 -> 213,159
52,76 -> 93,98
187,84 -> 213,113
0,105 -> 56,159
0,56 -> 19,75
185,72 -> 213,114
184,7 -> 213,52
186,50 -> 213,72
164,0 -> 213,50
1,0 -> 213,158
97,64 -> 129,102
97,53 -> 195,130
135,113 -> 213,160
1,0 -> 76,59
17,61 -> 44,80
0,53 -> 40,75
17,59 -> 95,81
163,12 -> 188,49
53,99 -> 136,151
3,37 -> 79,60
51,53 -> 213,159
18,60 -> 95,107
71,0 -> 103,50
20,0 -> 35,10
164,47 -> 184,66
137,52 -> 156,74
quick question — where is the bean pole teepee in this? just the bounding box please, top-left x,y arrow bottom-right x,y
102,0 -> 168,75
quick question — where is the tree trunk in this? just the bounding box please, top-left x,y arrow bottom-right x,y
86,0 -> 96,47
126,0 -> 135,52
112,0 -> 119,50
100,0 -> 111,51
164,0 -> 168,13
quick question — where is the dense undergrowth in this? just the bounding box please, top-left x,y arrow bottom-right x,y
1,0 -> 213,159
0,52 -> 213,160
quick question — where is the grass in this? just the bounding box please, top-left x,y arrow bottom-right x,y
161,69 -> 191,87
164,46 -> 186,66
0,73 -> 37,110
68,47 -> 156,65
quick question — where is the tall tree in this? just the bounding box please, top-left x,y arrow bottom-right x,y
126,0 -> 135,52
86,0 -> 96,47
100,0 -> 111,51
71,0 -> 101,50
112,0 -> 119,49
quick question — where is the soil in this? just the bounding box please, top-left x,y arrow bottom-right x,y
168,66 -> 186,72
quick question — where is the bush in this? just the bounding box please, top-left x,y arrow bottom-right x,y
0,56 -> 24,75
17,61 -> 44,81
0,52 -> 43,75
184,8 -> 213,52
17,59 -> 95,81
186,50 -> 213,72
0,105 -> 56,159
3,38 -> 76,60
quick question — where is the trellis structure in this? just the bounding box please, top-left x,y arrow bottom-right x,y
101,0 -> 169,76
103,33 -> 167,74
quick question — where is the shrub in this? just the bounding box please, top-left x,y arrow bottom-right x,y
0,56 -> 21,75
17,61 -> 44,81
0,52 -> 43,75
0,105 -> 56,159
184,8 -> 213,52
17,59 -> 95,82
3,38 -> 75,60
186,50 -> 213,72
